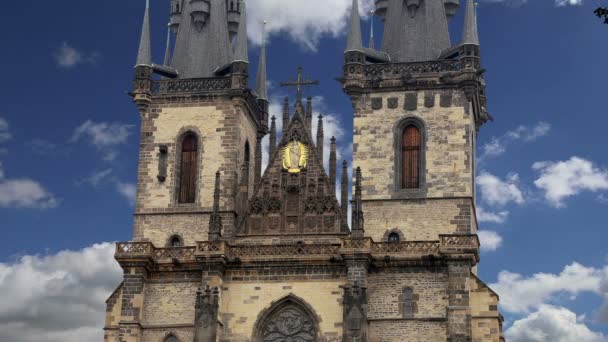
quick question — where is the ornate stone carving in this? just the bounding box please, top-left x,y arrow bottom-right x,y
342,282 -> 368,342
194,286 -> 219,342
257,299 -> 318,342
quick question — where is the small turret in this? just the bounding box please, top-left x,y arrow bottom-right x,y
329,137 -> 337,194
316,114 -> 324,163
282,97 -> 290,133
163,24 -> 172,66
227,0 -> 241,42
233,0 -> 248,63
269,116 -> 277,157
462,0 -> 480,45
255,21 -> 269,103
341,161 -> 349,225
351,167 -> 364,237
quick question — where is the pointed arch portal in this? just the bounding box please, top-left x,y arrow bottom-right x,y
254,295 -> 319,342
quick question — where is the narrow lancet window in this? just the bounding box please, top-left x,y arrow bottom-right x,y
179,133 -> 198,204
402,125 -> 421,189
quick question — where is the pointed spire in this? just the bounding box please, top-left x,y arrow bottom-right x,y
209,170 -> 222,241
136,0 -> 152,66
163,23 -> 172,66
269,116 -> 277,157
352,167 -> 364,237
329,137 -> 337,194
306,96 -> 313,130
282,97 -> 290,132
317,114 -> 324,162
234,0 -> 249,63
462,0 -> 480,45
369,10 -> 376,49
346,0 -> 363,51
255,20 -> 268,101
341,161 -> 349,224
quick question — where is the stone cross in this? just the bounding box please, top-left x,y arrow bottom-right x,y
280,67 -> 319,102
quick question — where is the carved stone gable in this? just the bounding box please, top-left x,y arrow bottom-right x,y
239,107 -> 344,236
255,296 -> 319,342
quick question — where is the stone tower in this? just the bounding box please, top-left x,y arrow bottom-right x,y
342,0 -> 503,340
104,0 -> 503,341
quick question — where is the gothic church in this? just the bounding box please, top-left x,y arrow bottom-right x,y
104,0 -> 504,341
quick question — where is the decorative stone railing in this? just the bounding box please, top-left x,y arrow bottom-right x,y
363,59 -> 464,78
151,77 -> 232,94
115,235 -> 479,264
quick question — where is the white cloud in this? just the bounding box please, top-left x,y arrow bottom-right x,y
0,179 -> 59,209
480,122 -> 550,159
247,0 -> 373,50
0,243 -> 122,342
478,230 -> 503,252
477,171 -> 525,207
70,120 -> 134,161
506,305 -> 606,342
76,169 -> 113,187
533,157 -> 608,208
491,262 -> 603,314
0,117 -> 11,143
53,42 -> 99,68
116,182 -> 136,206
555,0 -> 583,6
477,206 -> 509,224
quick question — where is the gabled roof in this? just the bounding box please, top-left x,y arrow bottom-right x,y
238,103 -> 346,236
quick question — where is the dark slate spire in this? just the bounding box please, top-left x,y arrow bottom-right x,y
282,97 -> 290,132
341,161 -> 349,224
163,24 -> 172,66
170,0 -> 233,78
317,114 -> 324,162
255,21 -> 268,101
346,0 -> 363,51
136,0 -> 152,66
379,0 -> 454,62
352,167 -> 364,237
269,116 -> 277,157
234,0 -> 249,63
209,170 -> 222,241
462,0 -> 480,45
329,137 -> 337,194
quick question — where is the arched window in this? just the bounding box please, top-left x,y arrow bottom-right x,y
169,235 -> 183,248
402,125 -> 421,189
179,133 -> 198,204
165,335 -> 178,342
388,232 -> 400,243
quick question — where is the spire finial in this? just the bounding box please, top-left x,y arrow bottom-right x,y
352,167 -> 364,236
317,114 -> 324,162
369,9 -> 376,50
341,161 -> 349,227
209,170 -> 222,241
255,20 -> 268,101
163,23 -> 172,66
135,0 -> 152,67
282,96 -> 290,132
234,0 -> 249,63
462,0 -> 480,45
269,116 -> 277,157
346,0 -> 363,51
329,137 -> 337,194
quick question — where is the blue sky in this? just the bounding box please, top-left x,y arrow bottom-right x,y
0,0 -> 607,341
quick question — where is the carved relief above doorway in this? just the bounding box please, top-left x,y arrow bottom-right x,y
254,295 -> 319,342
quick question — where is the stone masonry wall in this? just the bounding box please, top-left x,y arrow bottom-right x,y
353,90 -> 474,200
134,97 -> 258,242
220,279 -> 346,342
369,320 -> 447,342
471,276 -> 502,342
362,198 -> 474,241
367,268 -> 449,320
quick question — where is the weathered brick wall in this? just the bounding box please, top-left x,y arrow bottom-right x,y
353,90 -> 474,201
362,198 -> 474,241
133,97 -> 258,242
142,282 -> 198,326
220,279 -> 346,342
368,320 -> 447,342
368,269 -> 449,320
471,276 -> 502,342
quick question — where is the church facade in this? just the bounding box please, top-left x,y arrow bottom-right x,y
104,0 -> 504,341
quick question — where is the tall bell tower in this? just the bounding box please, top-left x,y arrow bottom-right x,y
342,0 -> 503,340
